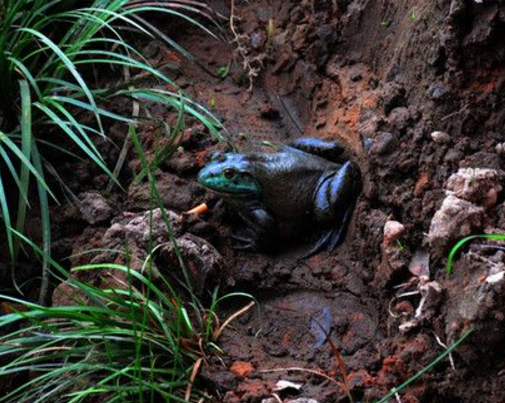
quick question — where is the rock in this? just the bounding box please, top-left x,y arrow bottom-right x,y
350,73 -> 363,82
143,40 -> 161,58
159,233 -> 224,295
431,131 -> 451,144
393,300 -> 415,315
362,137 -> 374,151
273,30 -> 289,48
165,149 -> 197,174
127,173 -> 205,212
159,61 -> 181,80
53,208 -> 224,305
413,172 -> 430,197
78,191 -> 113,224
373,220 -> 410,290
381,82 -> 406,114
444,249 -> 505,365
446,168 -> 503,208
273,380 -> 303,391
250,32 -> 265,50
383,220 -> 405,248
428,195 -> 484,249
389,107 -> 411,131
430,85 -> 448,101
230,361 -> 255,379
369,132 -> 396,155
408,250 -> 430,278
444,148 -> 464,164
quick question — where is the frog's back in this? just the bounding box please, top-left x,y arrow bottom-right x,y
250,148 -> 338,221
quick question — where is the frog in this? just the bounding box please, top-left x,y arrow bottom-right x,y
197,137 -> 362,256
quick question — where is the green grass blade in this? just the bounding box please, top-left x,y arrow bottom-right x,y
446,234 -> 505,275
34,102 -> 119,187
31,140 -> 51,305
0,161 -> 14,261
375,328 -> 474,403
0,133 -> 56,201
17,27 -> 105,134
14,80 -> 33,261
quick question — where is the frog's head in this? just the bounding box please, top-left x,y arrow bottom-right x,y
197,152 -> 261,195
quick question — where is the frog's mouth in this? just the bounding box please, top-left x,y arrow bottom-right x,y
197,169 -> 260,195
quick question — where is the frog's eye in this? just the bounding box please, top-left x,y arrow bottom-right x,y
223,168 -> 236,179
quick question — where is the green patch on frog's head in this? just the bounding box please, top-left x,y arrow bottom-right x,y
197,153 -> 260,195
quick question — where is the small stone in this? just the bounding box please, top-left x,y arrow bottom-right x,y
414,173 -> 430,197
159,61 -> 181,80
78,191 -> 113,225
382,82 -> 406,114
393,300 -> 415,315
431,131 -> 451,144
143,40 -> 160,58
369,78 -> 379,89
363,137 -> 375,151
230,361 -> 255,379
369,132 -> 396,155
408,250 -> 430,278
317,24 -> 334,40
273,380 -> 303,391
446,168 -> 503,207
273,30 -> 288,48
250,32 -> 265,50
350,73 -> 363,82
428,195 -> 484,249
383,220 -> 405,247
430,85 -> 448,101
496,143 -> 505,155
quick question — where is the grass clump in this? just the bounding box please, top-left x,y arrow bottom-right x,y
0,0 -> 224,299
0,252 -> 253,403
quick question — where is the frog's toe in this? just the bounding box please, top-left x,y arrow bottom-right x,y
303,208 -> 352,258
231,232 -> 259,251
231,238 -> 256,251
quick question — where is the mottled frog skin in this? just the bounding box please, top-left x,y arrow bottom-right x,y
197,138 -> 361,255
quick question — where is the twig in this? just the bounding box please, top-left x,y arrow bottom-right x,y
433,333 -> 455,371
229,0 -> 265,91
214,301 -> 255,340
185,357 -> 203,401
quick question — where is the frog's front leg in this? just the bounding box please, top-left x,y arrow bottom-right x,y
232,202 -> 277,252
307,161 -> 362,256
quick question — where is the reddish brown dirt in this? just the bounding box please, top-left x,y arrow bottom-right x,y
169,1 -> 505,402
4,1 -> 505,402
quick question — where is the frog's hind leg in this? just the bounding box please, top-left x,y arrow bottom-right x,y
305,161 -> 361,257
288,137 -> 346,162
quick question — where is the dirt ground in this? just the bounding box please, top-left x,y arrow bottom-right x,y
5,0 -> 505,402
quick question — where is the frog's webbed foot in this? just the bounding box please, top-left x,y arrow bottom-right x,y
303,207 -> 354,258
306,161 -> 362,257
288,137 -> 347,162
231,232 -> 257,251
231,206 -> 276,252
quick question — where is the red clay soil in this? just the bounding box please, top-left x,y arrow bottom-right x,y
4,1 -> 505,402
